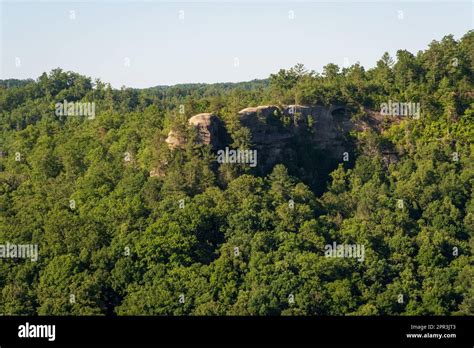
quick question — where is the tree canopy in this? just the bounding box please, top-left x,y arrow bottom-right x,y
0,32 -> 473,316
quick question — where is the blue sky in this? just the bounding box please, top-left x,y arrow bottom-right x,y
1,1 -> 472,88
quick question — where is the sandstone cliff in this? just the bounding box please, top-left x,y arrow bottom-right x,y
165,113 -> 223,150
164,105 -> 353,167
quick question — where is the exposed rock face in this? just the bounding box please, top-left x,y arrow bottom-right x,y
237,105 -> 291,170
236,104 -> 352,166
165,104 -> 355,171
238,105 -> 280,119
188,113 -> 222,148
165,113 -> 223,150
238,105 -> 292,144
165,130 -> 183,149
160,104 -> 400,188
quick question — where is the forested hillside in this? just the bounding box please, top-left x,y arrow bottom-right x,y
0,32 -> 473,315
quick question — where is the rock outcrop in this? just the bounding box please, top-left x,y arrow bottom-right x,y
188,113 -> 222,148
236,104 -> 352,163
164,130 -> 183,149
238,105 -> 292,144
158,104 -> 401,188
164,104 -> 355,171
165,113 -> 223,150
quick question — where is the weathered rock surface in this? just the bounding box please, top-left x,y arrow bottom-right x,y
158,104 -> 401,187
165,104 -> 357,170
237,104 -> 351,162
165,130 -> 183,149
165,113 -> 223,150
188,113 -> 222,148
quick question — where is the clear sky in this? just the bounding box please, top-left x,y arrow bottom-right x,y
0,0 -> 472,88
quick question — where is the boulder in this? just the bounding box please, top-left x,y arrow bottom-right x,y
165,113 -> 222,149
188,113 -> 221,148
165,130 -> 182,149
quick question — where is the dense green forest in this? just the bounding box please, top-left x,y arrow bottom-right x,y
0,32 -> 473,315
